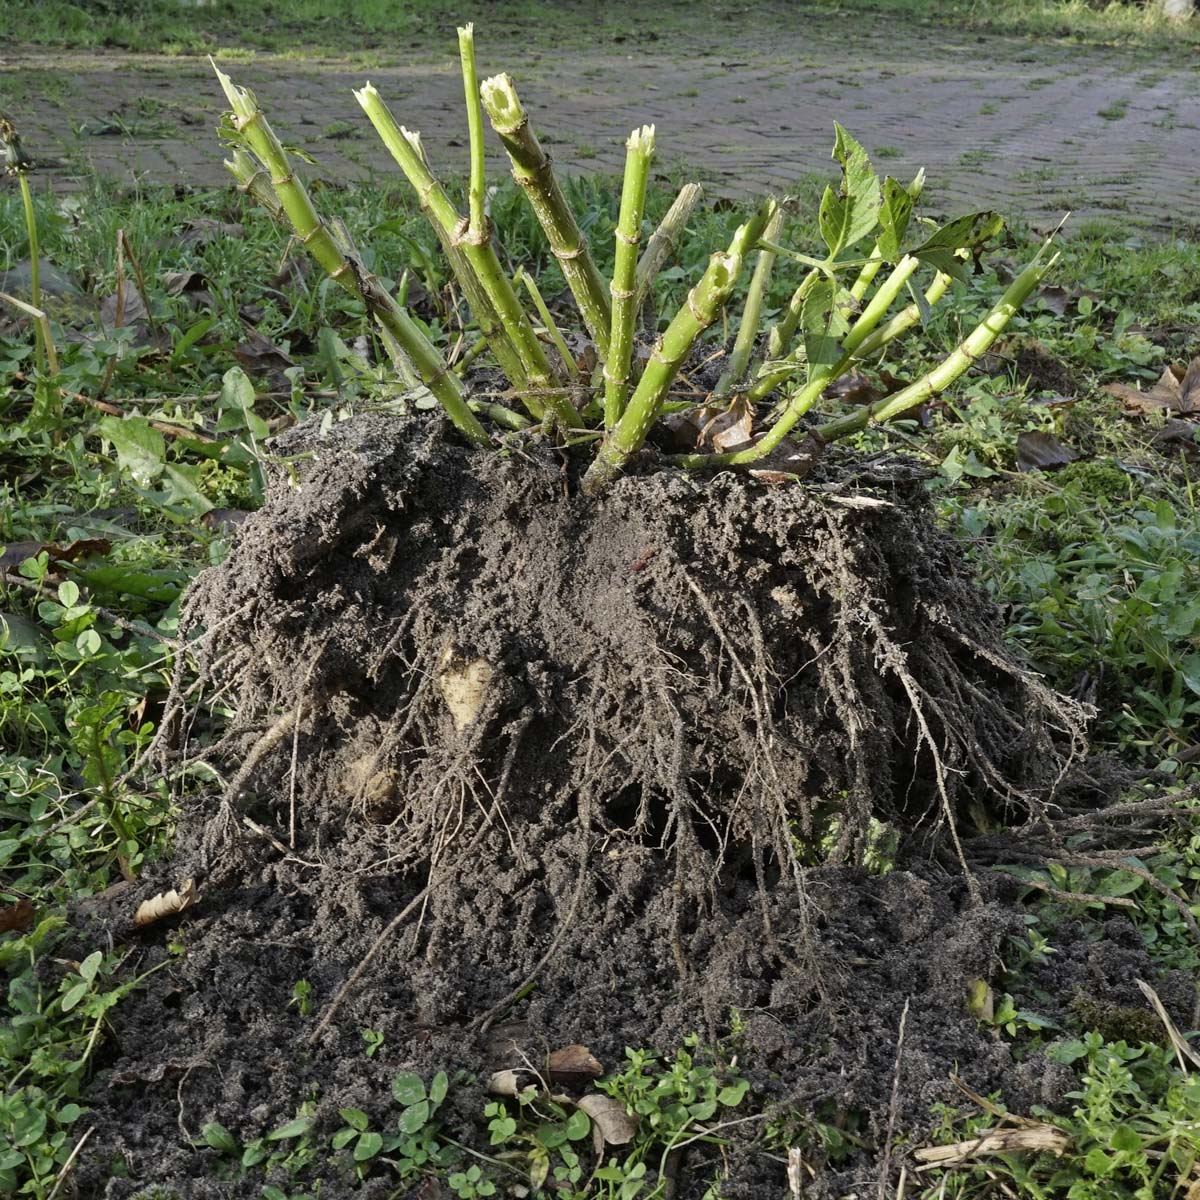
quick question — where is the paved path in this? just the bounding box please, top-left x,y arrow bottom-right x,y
3,17 -> 1199,232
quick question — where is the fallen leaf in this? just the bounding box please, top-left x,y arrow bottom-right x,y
1,538 -> 112,575
576,1094 -> 638,1151
100,287 -> 148,331
201,508 -> 252,534
134,879 -> 198,928
0,611 -> 44,653
488,1069 -> 534,1098
234,326 -> 295,382
179,218 -> 244,248
1104,358 -> 1200,416
1152,419 -> 1200,456
547,1044 -> 603,1086
1016,431 -> 1078,472
0,898 -> 35,935
822,368 -> 880,407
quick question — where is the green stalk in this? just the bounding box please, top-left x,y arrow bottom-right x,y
581,201 -> 775,496
712,204 -> 784,401
759,268 -> 819,369
17,173 -> 45,372
516,268 -> 579,381
635,181 -> 703,307
458,24 -> 488,242
748,253 -> 919,405
848,170 -> 925,303
352,87 -> 530,394
604,124 -> 655,429
851,270 -> 953,360
480,73 -> 612,356
216,67 -> 487,447
816,251 -> 1058,442
355,84 -> 578,427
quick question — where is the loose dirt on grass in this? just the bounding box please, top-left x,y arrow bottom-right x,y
68,411 -> 1186,1199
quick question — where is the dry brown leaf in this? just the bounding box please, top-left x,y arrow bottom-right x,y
576,1094 -> 638,1151
1104,358 -> 1200,416
1,538 -> 112,576
823,368 -> 880,408
547,1044 -> 603,1086
487,1069 -> 532,1098
914,1124 -> 1071,1168
180,218 -> 244,248
0,898 -> 35,934
134,879 -> 198,928
1016,431 -> 1078,472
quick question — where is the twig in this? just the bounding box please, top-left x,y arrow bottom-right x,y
67,391 -> 219,443
991,871 -> 1138,910
46,1125 -> 94,1200
878,998 -> 910,1200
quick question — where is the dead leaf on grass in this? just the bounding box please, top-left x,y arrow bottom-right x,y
134,878 -> 198,928
1104,358 -> 1200,416
822,368 -> 880,408
547,1044 -> 603,1086
179,218 -> 244,248
488,1068 -> 535,1097
0,898 -> 35,935
100,287 -> 148,331
576,1094 -> 638,1151
1,538 -> 112,575
1016,431 -> 1078,472
1152,419 -> 1200,455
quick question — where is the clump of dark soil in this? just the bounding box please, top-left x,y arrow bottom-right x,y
78,413 -> 1103,1199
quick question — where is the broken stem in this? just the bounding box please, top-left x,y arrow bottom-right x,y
604,124 -> 655,428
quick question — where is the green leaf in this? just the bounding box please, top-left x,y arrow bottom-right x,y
877,177 -> 916,261
354,1130 -> 383,1161
911,211 -> 1004,281
218,367 -> 269,440
392,1072 -> 426,1106
818,125 -> 881,259
717,1080 -> 750,1106
57,580 -> 81,608
98,415 -> 166,487
399,1100 -> 430,1134
536,1122 -> 569,1149
801,278 -> 850,382
339,1108 -> 369,1132
1110,1125 -> 1142,1154
77,950 -> 103,983
266,1116 -> 314,1141
429,1070 -> 449,1106
60,981 -> 88,1012
202,1122 -> 238,1154
332,1127 -> 357,1150
565,1108 -> 590,1141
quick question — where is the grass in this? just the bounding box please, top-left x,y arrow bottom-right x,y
1,0 -> 1197,56
3,145 -> 1200,1195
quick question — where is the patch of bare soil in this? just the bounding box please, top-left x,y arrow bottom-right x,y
72,412 -> 1130,1199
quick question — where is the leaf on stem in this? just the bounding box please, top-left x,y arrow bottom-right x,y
877,177 -> 916,262
912,211 -> 1004,281
818,125 -> 881,260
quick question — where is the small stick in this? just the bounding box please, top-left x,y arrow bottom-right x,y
46,1126 -> 95,1200
878,998 -> 910,1200
0,571 -> 176,646
635,181 -> 704,306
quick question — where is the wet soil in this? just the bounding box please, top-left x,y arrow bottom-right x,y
69,412 -> 1148,1200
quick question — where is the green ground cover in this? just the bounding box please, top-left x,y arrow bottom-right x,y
1,0 -> 1196,57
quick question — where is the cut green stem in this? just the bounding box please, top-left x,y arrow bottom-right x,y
216,66 -> 488,447
816,250 -> 1058,441
458,24 -> 488,243
712,204 -> 784,401
581,200 -> 776,495
604,124 -> 655,428
635,181 -> 704,308
516,268 -> 579,381
355,83 -> 580,427
481,72 -> 612,356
